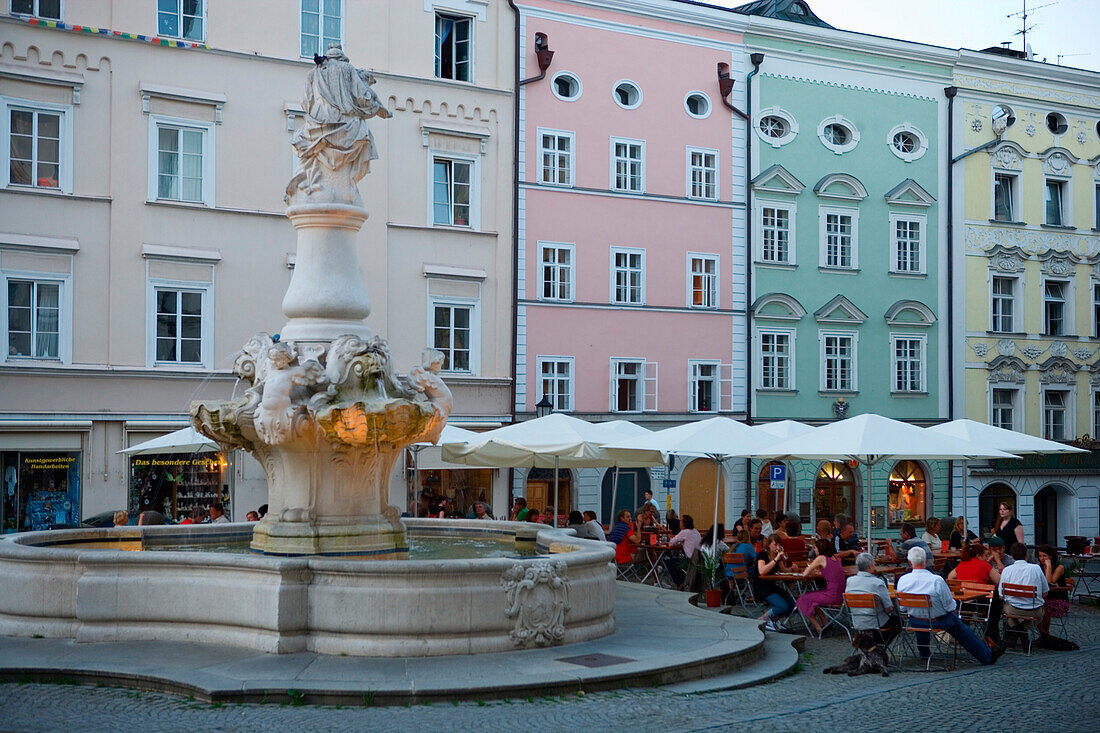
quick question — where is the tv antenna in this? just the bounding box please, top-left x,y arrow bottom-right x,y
1056,53 -> 1088,66
1007,0 -> 1058,55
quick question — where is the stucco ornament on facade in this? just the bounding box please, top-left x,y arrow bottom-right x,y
997,339 -> 1016,357
987,356 -> 1026,384
971,119 -> 983,133
1026,123 -> 1037,137
1039,357 -> 1078,385
1050,341 -> 1068,358
967,225 -> 1094,257
1044,153 -> 1071,176
1021,345 -> 1047,360
994,148 -> 1022,170
1077,131 -> 1088,145
501,560 -> 570,648
969,340 -> 990,357
1041,255 -> 1075,277
1072,347 -> 1096,360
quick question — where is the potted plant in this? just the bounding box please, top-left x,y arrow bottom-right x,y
699,551 -> 724,607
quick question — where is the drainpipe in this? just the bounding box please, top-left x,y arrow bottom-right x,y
507,1 -> 522,506
743,52 -> 763,511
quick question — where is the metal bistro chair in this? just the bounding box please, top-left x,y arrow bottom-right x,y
1001,583 -> 1041,655
896,592 -> 959,672
1049,578 -> 1074,638
843,592 -> 899,666
957,581 -> 996,637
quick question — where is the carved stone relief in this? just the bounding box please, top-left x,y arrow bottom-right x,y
994,147 -> 1022,170
970,341 -> 990,357
987,356 -> 1027,384
1050,341 -> 1068,358
1044,152 -> 1071,176
996,339 -> 1016,356
1039,356 -> 1078,385
1021,345 -> 1047,360
501,560 -> 570,648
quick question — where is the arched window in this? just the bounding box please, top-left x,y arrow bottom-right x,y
888,460 -> 927,525
758,461 -> 788,514
815,461 -> 854,522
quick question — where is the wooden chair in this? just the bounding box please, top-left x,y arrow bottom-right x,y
895,592 -> 958,671
842,592 -> 899,664
1001,583 -> 1041,655
722,552 -> 760,612
957,581 -> 995,636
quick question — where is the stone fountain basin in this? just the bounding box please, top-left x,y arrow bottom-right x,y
0,519 -> 615,657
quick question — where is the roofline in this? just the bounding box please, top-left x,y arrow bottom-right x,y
530,0 -> 749,33
955,48 -> 1100,93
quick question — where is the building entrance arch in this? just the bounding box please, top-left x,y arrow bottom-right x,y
815,462 -> 856,524
600,468 -> 651,525
1035,483 -> 1075,547
978,482 -> 1016,538
526,468 -> 573,526
679,459 -> 724,530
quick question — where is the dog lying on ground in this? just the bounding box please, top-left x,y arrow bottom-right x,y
822,631 -> 890,677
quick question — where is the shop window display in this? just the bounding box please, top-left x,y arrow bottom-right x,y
130,453 -> 228,522
1,451 -> 81,533
887,460 -> 927,525
414,467 -> 492,518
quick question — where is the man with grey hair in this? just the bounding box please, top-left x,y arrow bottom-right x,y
896,547 -> 1005,665
844,553 -> 899,643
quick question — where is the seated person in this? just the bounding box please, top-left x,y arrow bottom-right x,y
896,547 -> 1005,665
948,515 -> 977,550
636,503 -> 660,532
525,508 -> 542,524
567,510 -> 589,537
796,539 -> 847,635
733,509 -> 751,533
921,517 -> 942,547
729,528 -> 757,576
747,518 -> 765,553
701,524 -> 729,558
665,514 -> 702,587
609,510 -> 639,564
582,510 -> 606,542
815,518 -> 833,540
1036,544 -> 1068,635
845,552 -> 900,644
665,508 -> 680,534
832,519 -> 860,562
998,542 -> 1049,647
885,523 -> 933,566
509,497 -> 529,522
756,508 -> 774,537
754,535 -> 796,632
773,513 -> 791,540
984,537 -> 1013,574
636,489 -> 661,524
948,541 -> 1000,586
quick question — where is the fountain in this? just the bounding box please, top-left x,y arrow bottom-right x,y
0,45 -> 616,656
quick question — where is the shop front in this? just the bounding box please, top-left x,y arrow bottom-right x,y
129,453 -> 229,522
404,446 -> 507,519
1,450 -> 81,532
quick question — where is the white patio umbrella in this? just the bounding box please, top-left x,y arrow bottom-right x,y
737,414 -> 1019,542
752,420 -> 815,441
604,417 -> 781,558
118,427 -> 220,455
441,413 -> 664,524
408,424 -> 482,516
591,420 -> 653,521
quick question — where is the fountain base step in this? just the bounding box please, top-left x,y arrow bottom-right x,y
250,517 -> 408,558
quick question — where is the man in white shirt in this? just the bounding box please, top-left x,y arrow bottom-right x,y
209,502 -> 229,523
896,547 -> 1005,665
998,542 -> 1049,647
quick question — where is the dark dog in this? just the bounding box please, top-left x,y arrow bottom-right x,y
822,631 -> 890,677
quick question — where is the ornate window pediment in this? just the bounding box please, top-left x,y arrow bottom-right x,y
752,292 -> 806,321
1039,356 -> 1078,385
814,294 -> 867,325
883,178 -> 935,208
813,173 -> 867,201
987,244 -> 1027,273
989,141 -> 1026,171
987,355 -> 1027,384
1040,147 -> 1079,177
884,299 -> 935,327
751,164 -> 804,196
1038,250 -> 1081,277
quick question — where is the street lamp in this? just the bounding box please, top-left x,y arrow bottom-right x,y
535,395 -> 553,418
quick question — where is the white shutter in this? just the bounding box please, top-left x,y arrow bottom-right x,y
644,361 -> 658,412
609,360 -> 618,412
719,362 -> 733,412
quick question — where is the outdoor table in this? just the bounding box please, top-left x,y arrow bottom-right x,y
1064,553 -> 1099,600
638,542 -> 673,587
887,587 -> 990,604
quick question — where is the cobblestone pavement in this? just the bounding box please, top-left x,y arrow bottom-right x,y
3,603 -> 1098,732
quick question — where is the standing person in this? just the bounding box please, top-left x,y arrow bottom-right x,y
609,510 -> 638,564
998,542 -> 1049,649
208,503 -> 229,523
754,534 -> 796,632
756,508 -> 774,537
949,516 -> 977,549
510,497 -> 529,522
796,539 -> 846,635
637,489 -> 661,523
581,510 -> 606,541
991,502 -> 1024,548
1036,544 -> 1069,635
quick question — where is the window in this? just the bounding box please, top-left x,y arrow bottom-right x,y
821,333 -> 855,392
759,115 -> 789,140
892,131 -> 917,155
754,107 -> 797,147
890,215 -> 923,274
821,209 -> 856,269
538,129 -> 573,187
891,335 -> 924,393
1043,390 -> 1069,440
888,461 -> 927,525
1043,280 -> 1067,336
6,106 -> 61,189
158,0 -> 204,41
684,92 -> 710,119
823,124 -> 849,146
551,72 -> 581,101
153,287 -> 204,365
1094,390 -> 1100,438
1094,282 -> 1100,338
538,242 -> 574,302
154,123 -> 206,203
300,0 -> 341,59
613,81 -> 641,109
686,147 -> 717,200
1095,183 -> 1100,229
991,276 -> 1017,333
993,173 -> 1017,222
537,357 -> 574,412
431,155 -> 472,226
887,124 -> 928,162
760,331 -> 792,390
818,116 -> 859,154
1046,112 -> 1068,135
611,359 -> 643,412
1045,179 -> 1067,226
610,138 -> 644,193
689,361 -> 719,412
435,13 -> 472,82
432,301 -> 475,373
688,254 -> 718,308
9,0 -> 60,20
991,388 -> 1018,431
5,277 -> 60,359
760,205 -> 792,264
610,248 -> 644,305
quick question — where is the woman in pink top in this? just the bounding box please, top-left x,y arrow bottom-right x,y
795,539 -> 846,635
665,514 -> 702,588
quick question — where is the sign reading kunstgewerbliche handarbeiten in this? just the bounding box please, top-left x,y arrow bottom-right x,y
129,453 -> 229,523
1,451 -> 81,533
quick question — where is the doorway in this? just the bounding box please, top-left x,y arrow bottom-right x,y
600,467 -> 651,524
757,461 -> 788,515
526,467 -> 572,525
978,482 -> 1016,538
1034,485 -> 1057,546
815,461 -> 855,524
680,458 -> 724,531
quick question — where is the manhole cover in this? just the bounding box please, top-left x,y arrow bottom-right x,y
556,653 -> 635,668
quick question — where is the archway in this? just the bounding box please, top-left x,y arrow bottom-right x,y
526,468 -> 573,526
887,460 -> 928,527
978,482 -> 1016,538
600,467 -> 652,525
757,461 -> 790,514
815,462 -> 855,524
680,459 -> 725,532
1034,483 -> 1076,547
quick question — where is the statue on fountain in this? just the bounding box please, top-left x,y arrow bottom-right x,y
191,45 -> 451,557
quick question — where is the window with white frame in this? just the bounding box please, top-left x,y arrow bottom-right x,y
4,275 -> 63,360
435,12 -> 473,82
610,138 -> 644,193
9,0 -> 61,20
431,299 -> 477,373
991,388 -> 1018,431
158,0 -> 204,41
300,0 -> 342,58
611,359 -> 644,412
759,331 -> 792,390
149,116 -> 213,205
1043,389 -> 1071,440
820,208 -> 856,269
890,215 -> 924,274
1043,279 -> 1068,336
891,335 -> 925,393
686,147 -> 717,200
1094,282 -> 1100,338
5,101 -> 70,191
537,357 -> 574,412
993,173 -> 1018,222
760,205 -> 792,264
152,285 -> 206,366
1045,178 -> 1069,226
1094,183 -> 1100,229
991,276 -> 1017,333
688,254 -> 717,309
431,154 -> 473,227
1094,389 -> 1100,438
538,242 -> 574,302
689,361 -> 719,412
538,129 -> 573,187
611,248 -> 644,305
821,332 -> 856,391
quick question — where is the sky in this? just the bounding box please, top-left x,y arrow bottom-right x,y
707,0 -> 1100,72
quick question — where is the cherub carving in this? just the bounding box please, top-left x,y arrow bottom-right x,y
255,343 -> 325,444
407,348 -> 453,419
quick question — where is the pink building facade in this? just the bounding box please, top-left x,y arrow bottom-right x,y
514,0 -> 749,521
